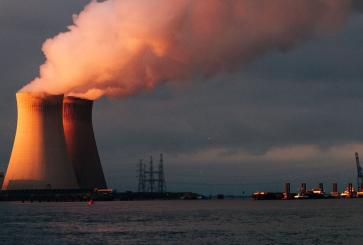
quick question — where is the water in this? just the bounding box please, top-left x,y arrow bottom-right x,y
0,199 -> 362,244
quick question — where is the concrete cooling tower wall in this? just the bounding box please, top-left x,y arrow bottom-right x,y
2,92 -> 79,190
63,96 -> 107,189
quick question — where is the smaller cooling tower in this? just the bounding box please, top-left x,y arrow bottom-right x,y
63,96 -> 107,189
2,92 -> 79,190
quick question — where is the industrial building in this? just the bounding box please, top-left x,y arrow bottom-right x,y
2,92 -> 107,190
2,93 -> 79,190
63,96 -> 107,189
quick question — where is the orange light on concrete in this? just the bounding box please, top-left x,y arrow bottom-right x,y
2,92 -> 79,190
63,96 -> 107,189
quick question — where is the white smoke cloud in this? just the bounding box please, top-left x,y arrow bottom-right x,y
22,0 -> 352,100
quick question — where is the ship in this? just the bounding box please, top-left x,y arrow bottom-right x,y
340,185 -> 357,198
293,192 -> 309,199
294,185 -> 326,200
252,192 -> 284,200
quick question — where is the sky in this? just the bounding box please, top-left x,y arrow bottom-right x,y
0,0 -> 363,195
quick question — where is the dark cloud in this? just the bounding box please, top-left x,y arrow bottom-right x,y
1,1 -> 362,194
352,0 -> 363,12
0,0 -> 88,168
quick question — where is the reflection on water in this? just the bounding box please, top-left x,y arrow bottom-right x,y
0,200 -> 362,244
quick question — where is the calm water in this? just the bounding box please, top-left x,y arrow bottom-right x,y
0,199 -> 362,245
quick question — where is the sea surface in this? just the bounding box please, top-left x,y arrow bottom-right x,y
0,199 -> 362,245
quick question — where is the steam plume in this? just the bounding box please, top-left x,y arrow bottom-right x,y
22,0 -> 352,100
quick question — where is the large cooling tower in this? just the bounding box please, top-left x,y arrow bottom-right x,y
63,96 -> 107,189
2,92 -> 79,190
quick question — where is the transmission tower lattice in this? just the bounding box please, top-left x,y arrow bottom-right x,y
137,154 -> 166,193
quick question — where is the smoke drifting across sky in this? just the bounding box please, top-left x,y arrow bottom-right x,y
22,0 -> 352,100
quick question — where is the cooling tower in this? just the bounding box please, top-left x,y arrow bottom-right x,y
2,92 -> 79,190
63,96 -> 107,189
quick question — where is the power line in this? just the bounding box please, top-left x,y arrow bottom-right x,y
137,159 -> 146,192
137,153 -> 166,193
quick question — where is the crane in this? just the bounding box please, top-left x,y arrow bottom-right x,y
355,152 -> 363,191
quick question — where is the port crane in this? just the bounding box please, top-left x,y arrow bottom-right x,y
355,152 -> 363,191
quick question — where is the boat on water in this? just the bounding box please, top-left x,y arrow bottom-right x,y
330,192 -> 340,198
252,192 -> 284,200
294,186 -> 326,199
294,192 -> 309,199
340,186 -> 357,198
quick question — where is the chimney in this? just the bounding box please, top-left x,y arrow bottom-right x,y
348,183 -> 353,194
63,96 -> 107,189
319,183 -> 324,192
300,183 -> 307,193
284,183 -> 291,200
333,183 -> 338,193
2,92 -> 79,190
